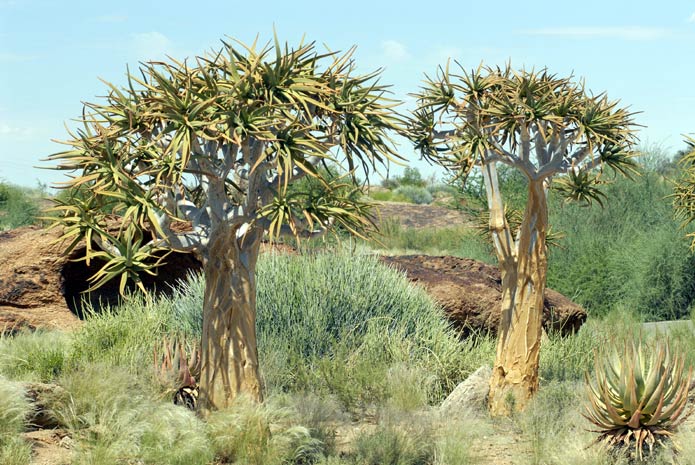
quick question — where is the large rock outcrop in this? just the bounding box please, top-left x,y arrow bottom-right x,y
0,226 -> 201,334
380,255 -> 586,336
1,226 -> 585,337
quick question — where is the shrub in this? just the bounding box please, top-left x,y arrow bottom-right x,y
65,251 -> 474,410
393,186 -> 432,204
0,181 -> 41,230
400,167 -> 426,188
547,171 -> 695,320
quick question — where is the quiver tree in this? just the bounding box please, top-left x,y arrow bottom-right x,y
408,64 -> 638,415
46,36 -> 402,414
672,136 -> 695,245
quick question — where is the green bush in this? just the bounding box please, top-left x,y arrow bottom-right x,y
0,181 -> 42,230
68,296 -> 169,370
440,157 -> 695,321
69,251 -> 478,409
547,171 -> 695,320
393,186 -> 433,205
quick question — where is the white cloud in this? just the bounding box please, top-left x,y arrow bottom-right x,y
689,12 -> 695,23
95,14 -> 127,23
0,123 -> 34,137
520,27 -> 670,41
381,40 -> 409,62
131,32 -> 174,61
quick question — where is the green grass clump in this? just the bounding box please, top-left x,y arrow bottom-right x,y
164,252 -> 482,407
0,331 -> 70,382
352,423 -> 434,465
373,220 -> 494,263
207,395 -> 324,465
0,181 -> 43,230
0,377 -> 31,465
60,251 -> 480,412
52,364 -> 213,465
369,190 -> 409,203
68,298 -> 167,369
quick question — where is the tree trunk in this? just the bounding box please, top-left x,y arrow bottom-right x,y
197,223 -> 263,414
488,180 -> 548,416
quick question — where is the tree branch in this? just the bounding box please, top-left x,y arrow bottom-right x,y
482,161 -> 516,264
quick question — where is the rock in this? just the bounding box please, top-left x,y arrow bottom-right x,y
21,382 -> 69,430
380,255 -> 586,337
0,225 -> 202,333
440,365 -> 492,416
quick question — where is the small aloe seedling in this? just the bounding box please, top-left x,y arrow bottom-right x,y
584,339 -> 694,461
154,336 -> 201,390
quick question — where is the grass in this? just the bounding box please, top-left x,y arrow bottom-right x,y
370,219 -> 495,263
1,228 -> 694,463
0,181 -> 44,230
0,377 -> 32,465
0,331 -> 70,382
1,301 -> 693,464
51,364 -> 213,465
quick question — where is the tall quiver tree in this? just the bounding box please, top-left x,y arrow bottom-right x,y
46,37 -> 402,414
408,64 -> 638,415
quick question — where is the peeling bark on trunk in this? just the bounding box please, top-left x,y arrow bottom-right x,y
488,179 -> 548,416
197,224 -> 263,414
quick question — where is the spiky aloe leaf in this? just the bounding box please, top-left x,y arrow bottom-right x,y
584,339 -> 694,461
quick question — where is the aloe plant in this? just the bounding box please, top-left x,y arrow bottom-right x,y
154,336 -> 200,391
584,339 -> 694,461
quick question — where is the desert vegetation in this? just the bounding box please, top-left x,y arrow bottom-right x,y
2,32 -> 695,465
0,181 -> 45,231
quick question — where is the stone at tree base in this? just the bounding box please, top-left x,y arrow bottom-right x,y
380,255 -> 586,337
440,365 -> 492,416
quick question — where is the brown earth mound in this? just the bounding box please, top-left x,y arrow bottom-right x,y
375,202 -> 474,229
1,226 -> 584,337
380,255 -> 586,336
0,225 -> 202,334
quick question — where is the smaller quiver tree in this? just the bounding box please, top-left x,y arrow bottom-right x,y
407,63 -> 639,415
672,136 -> 695,246
46,36 -> 403,414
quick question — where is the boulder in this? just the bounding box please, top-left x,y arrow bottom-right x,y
0,224 -> 296,334
380,255 -> 586,337
0,225 -> 202,333
440,365 -> 492,416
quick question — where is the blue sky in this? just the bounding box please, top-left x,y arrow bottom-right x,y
1,0 -> 694,188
